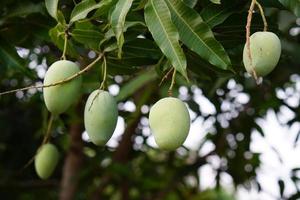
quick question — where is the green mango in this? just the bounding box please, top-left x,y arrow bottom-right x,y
84,90 -> 118,146
34,143 -> 59,180
43,60 -> 82,115
243,31 -> 281,77
149,97 -> 190,150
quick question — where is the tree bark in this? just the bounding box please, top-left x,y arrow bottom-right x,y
91,112 -> 141,200
59,120 -> 84,200
113,116 -> 140,163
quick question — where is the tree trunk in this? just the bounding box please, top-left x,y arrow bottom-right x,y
91,84 -> 155,200
59,121 -> 84,200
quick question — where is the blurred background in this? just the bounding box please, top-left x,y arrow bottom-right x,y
1,0 -> 300,199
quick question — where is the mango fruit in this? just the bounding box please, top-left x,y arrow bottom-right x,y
84,90 -> 118,146
149,97 -> 190,150
34,143 -> 59,180
243,31 -> 281,77
43,60 -> 82,115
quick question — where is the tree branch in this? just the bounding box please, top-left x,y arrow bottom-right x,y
59,105 -> 84,200
246,0 -> 258,80
0,53 -> 103,96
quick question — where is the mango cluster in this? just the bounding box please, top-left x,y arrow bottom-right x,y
40,59 -> 191,179
40,31 -> 283,178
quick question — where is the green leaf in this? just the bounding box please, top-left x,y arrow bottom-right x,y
182,0 -> 198,8
71,29 -> 103,50
49,24 -> 78,58
70,0 -> 99,23
186,49 -> 233,81
45,0 -> 59,20
144,0 -> 187,79
123,38 -> 161,59
108,55 -> 156,67
104,43 -> 118,52
1,2 -> 44,20
0,38 -> 32,77
132,0 -> 148,11
110,0 -> 134,58
165,0 -> 231,70
93,0 -> 118,18
116,69 -> 157,101
0,3 -> 45,26
210,0 -> 221,4
278,0 -> 300,17
57,10 -> 66,25
214,13 -> 278,48
201,3 -> 237,27
106,56 -> 156,75
261,0 -> 285,8
104,21 -> 145,42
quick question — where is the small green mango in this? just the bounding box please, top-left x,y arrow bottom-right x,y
43,60 -> 82,115
34,143 -> 59,180
243,31 -> 281,77
84,90 -> 118,146
149,97 -> 190,150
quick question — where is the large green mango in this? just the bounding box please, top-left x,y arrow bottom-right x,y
84,90 -> 118,146
149,97 -> 190,150
243,31 -> 281,77
43,60 -> 82,115
34,143 -> 59,180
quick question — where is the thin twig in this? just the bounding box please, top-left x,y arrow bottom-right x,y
42,114 -> 54,145
99,56 -> 107,90
0,54 -> 103,96
61,33 -> 68,60
20,156 -> 36,172
256,1 -> 268,31
246,0 -> 258,80
88,55 -> 108,111
20,114 -> 55,172
88,89 -> 101,111
159,67 -> 174,86
168,68 -> 176,97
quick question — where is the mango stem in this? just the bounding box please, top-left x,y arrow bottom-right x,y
168,68 -> 176,96
159,67 -> 174,86
20,114 -> 55,172
61,32 -> 68,60
99,55 -> 107,90
256,1 -> 268,32
42,114 -> 54,145
246,0 -> 258,81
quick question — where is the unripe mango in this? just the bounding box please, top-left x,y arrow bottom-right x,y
149,97 -> 190,150
84,90 -> 118,146
43,60 -> 82,115
243,31 -> 281,77
34,143 -> 59,180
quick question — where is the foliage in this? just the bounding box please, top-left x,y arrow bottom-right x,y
0,0 -> 300,199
